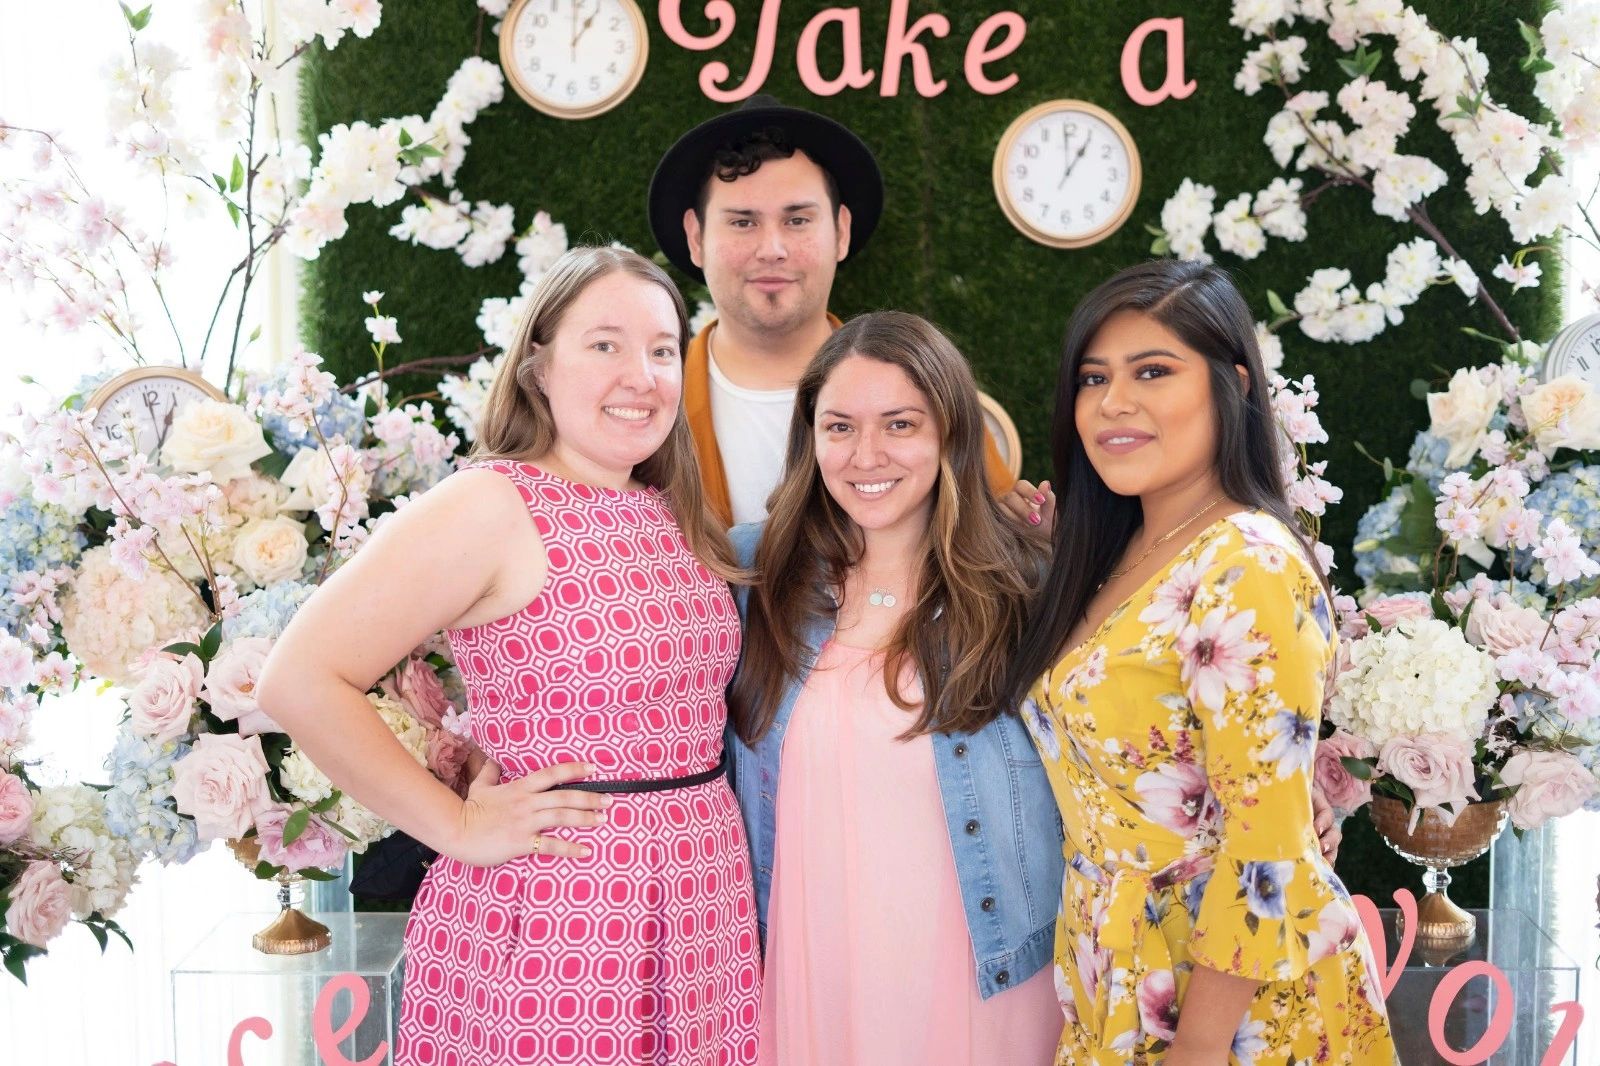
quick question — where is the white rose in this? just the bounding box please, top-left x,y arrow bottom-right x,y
1426,367 -> 1500,468
231,516 -> 309,586
1522,375 -> 1600,456
223,473 -> 289,520
161,400 -> 273,482
128,653 -> 203,742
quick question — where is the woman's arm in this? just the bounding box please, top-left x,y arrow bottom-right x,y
1166,966 -> 1260,1062
256,469 -> 609,865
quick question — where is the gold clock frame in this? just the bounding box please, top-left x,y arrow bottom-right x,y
86,365 -> 227,417
977,390 -> 1023,480
499,0 -> 650,121
992,99 -> 1142,250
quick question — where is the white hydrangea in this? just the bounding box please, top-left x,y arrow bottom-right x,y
29,784 -> 141,919
58,546 -> 211,686
1328,617 -> 1500,747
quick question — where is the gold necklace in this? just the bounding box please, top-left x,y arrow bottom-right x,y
1099,493 -> 1228,591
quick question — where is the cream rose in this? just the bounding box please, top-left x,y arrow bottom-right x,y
203,637 -> 282,736
128,653 -> 204,743
1500,750 -> 1600,831
1427,367 -> 1500,468
223,473 -> 289,520
170,733 -> 271,840
1522,375 -> 1600,456
5,860 -> 71,948
1465,596 -> 1548,656
161,399 -> 273,482
1378,732 -> 1479,829
231,516 -> 309,587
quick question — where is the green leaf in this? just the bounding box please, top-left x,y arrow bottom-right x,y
1409,378 -> 1430,400
1461,326 -> 1507,347
1518,20 -> 1542,51
87,922 -> 108,952
103,920 -> 133,953
398,128 -> 413,147
254,444 -> 291,481
163,641 -> 202,659
310,790 -> 342,814
132,5 -> 151,29
1340,756 -> 1375,781
200,622 -> 223,662
281,808 -> 310,848
227,200 -> 241,227
1431,591 -> 1453,622
1149,235 -> 1171,257
228,155 -> 244,193
1455,93 -> 1480,116
253,860 -> 281,881
1266,290 -> 1290,319
299,867 -> 339,882
1522,56 -> 1555,76
213,173 -> 227,193
1382,457 -> 1394,483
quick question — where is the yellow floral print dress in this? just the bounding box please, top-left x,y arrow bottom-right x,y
1023,512 -> 1396,1066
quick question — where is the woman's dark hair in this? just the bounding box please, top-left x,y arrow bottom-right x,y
1004,258 -> 1322,707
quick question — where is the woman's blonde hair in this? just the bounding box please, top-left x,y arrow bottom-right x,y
472,245 -> 740,580
729,311 -> 1044,742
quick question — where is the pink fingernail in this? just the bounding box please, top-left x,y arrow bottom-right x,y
1028,512 -> 1041,525
1033,493 -> 1046,504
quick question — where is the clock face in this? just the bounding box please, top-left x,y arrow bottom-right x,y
1544,312 -> 1600,389
500,0 -> 648,120
994,101 -> 1142,249
87,370 -> 224,459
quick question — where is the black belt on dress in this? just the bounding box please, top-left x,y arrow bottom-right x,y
564,751 -> 727,793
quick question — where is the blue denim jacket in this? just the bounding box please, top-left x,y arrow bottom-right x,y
724,522 -> 1065,998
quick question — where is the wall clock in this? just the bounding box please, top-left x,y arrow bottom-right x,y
993,100 -> 1142,249
85,366 -> 228,458
499,0 -> 649,120
1542,312 -> 1600,388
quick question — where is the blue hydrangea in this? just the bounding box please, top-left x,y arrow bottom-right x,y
223,581 -> 316,641
251,370 -> 367,455
103,730 -> 202,865
371,451 -> 454,499
64,368 -> 118,411
1403,431 -> 1453,491
1519,465 -> 1600,585
0,497 -> 87,638
1353,485 -> 1425,590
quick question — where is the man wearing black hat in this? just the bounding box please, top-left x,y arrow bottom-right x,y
649,95 -> 1016,527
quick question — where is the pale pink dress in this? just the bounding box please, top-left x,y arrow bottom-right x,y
757,639 -> 1063,1066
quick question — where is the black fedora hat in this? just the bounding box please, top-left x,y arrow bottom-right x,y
647,94 -> 884,283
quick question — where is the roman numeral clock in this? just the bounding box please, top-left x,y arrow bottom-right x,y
993,100 -> 1142,249
1544,312 -> 1600,388
499,0 -> 649,120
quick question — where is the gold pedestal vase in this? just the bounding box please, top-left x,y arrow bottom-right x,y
1368,796 -> 1509,959
228,837 -> 332,955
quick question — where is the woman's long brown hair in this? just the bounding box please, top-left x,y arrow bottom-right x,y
729,311 -> 1043,743
471,245 -> 741,581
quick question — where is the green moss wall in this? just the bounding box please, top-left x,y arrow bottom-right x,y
303,0 -> 1561,906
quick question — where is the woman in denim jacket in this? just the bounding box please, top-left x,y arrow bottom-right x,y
725,311 -> 1065,1065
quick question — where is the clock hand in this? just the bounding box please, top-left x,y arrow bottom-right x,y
1061,129 -> 1094,186
573,1 -> 599,52
1058,122 -> 1072,190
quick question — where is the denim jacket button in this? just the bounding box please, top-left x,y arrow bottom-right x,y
995,970 -> 1010,985
964,819 -> 979,835
953,743 -> 967,757
981,896 -> 995,911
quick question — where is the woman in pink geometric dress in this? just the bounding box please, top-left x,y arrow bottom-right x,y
259,247 -> 761,1065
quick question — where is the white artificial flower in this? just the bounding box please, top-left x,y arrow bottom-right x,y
1327,617 -> 1499,748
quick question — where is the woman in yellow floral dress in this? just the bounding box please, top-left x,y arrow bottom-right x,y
1006,260 -> 1396,1065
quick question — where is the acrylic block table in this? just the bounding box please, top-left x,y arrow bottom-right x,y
1382,908 -> 1580,1064
171,912 -> 406,1065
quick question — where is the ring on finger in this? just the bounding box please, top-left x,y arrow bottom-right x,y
531,835 -> 544,855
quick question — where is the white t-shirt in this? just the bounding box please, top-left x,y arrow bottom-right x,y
707,348 -> 798,526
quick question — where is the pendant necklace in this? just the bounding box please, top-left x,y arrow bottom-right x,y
1097,493 -> 1228,592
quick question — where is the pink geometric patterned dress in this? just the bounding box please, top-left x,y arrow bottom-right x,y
398,460 -> 761,1066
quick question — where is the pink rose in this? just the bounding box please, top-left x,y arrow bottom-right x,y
1500,750 -> 1600,831
203,637 -> 283,736
1363,593 -> 1435,630
1378,732 -> 1480,829
5,860 -> 71,948
384,656 -> 450,728
426,727 -> 472,796
1465,596 -> 1548,657
171,733 -> 271,840
1314,730 -> 1377,817
252,805 -> 350,873
0,770 -> 34,845
128,653 -> 203,743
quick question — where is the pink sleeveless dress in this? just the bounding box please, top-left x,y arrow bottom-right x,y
398,461 -> 761,1066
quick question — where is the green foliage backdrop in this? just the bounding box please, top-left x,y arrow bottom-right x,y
303,0 -> 1562,906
